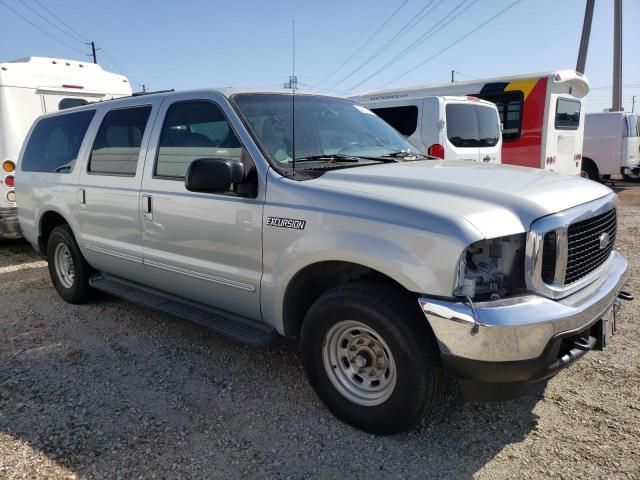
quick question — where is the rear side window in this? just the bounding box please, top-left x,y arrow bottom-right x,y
155,101 -> 243,179
370,106 -> 419,136
445,104 -> 500,148
477,91 -> 523,141
21,110 -> 95,173
89,106 -> 152,176
59,98 -> 89,110
555,98 -> 581,130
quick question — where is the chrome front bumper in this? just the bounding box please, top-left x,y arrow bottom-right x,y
419,251 -> 628,363
0,206 -> 21,239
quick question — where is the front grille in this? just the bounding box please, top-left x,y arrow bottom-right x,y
564,207 -> 617,285
541,231 -> 557,283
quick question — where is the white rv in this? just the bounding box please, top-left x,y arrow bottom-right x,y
582,112 -> 640,181
0,56 -> 132,239
351,94 -> 502,164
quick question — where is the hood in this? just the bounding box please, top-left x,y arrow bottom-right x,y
309,160 -> 612,238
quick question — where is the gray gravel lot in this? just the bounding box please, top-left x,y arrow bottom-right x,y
1,190 -> 639,479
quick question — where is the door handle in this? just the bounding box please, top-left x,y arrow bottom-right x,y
141,194 -> 152,220
79,188 -> 86,210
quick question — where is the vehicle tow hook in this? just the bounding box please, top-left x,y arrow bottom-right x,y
618,290 -> 634,302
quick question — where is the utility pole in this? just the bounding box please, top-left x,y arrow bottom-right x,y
612,0 -> 622,111
86,41 -> 100,64
576,0 -> 595,73
633,96 -> 637,113
451,70 -> 454,83
139,84 -> 147,93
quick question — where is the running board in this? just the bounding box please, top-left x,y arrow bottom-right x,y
89,274 -> 277,347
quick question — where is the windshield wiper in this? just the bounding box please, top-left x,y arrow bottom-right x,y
290,154 -> 361,163
379,151 -> 426,160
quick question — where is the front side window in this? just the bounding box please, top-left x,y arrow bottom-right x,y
555,98 -> 581,130
232,94 -> 417,169
478,91 -> 523,141
21,109 -> 95,173
371,106 -> 419,136
89,106 -> 152,176
155,101 -> 243,178
445,104 -> 500,148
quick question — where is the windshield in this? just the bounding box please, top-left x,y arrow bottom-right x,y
232,94 -> 418,168
627,114 -> 639,137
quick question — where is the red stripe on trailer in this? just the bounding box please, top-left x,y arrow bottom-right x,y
502,77 -> 547,169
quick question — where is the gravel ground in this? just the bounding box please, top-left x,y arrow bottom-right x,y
1,190 -> 639,479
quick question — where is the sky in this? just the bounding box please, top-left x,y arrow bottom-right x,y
1,0 -> 639,112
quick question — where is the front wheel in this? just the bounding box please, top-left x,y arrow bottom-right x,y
300,281 -> 442,434
47,225 -> 94,304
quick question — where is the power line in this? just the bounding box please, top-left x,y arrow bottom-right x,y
330,0 -> 444,89
378,0 -> 525,89
318,0 -> 409,86
591,83 -> 640,90
0,0 -> 86,55
30,0 -> 89,42
17,0 -> 85,45
347,0 -> 478,92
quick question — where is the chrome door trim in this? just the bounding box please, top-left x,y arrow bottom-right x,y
143,259 -> 256,292
85,244 -> 143,264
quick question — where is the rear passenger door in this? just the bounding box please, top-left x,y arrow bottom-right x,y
139,92 -> 263,321
77,98 -> 163,284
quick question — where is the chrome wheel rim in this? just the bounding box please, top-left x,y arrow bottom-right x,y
54,243 -> 75,289
322,320 -> 397,406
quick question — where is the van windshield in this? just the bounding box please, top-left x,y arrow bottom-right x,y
232,94 -> 420,169
445,103 -> 500,148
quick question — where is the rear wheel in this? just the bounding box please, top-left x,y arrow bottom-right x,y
47,225 -> 93,304
299,281 -> 442,434
622,172 -> 640,182
581,159 -> 599,181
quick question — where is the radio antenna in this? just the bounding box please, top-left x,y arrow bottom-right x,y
291,20 -> 296,175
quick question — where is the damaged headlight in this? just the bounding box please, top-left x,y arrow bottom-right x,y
454,234 -> 526,301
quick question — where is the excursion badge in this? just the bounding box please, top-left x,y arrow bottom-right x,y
266,217 -> 306,230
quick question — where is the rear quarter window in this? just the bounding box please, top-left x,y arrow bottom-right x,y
371,106 -> 419,136
21,110 -> 96,173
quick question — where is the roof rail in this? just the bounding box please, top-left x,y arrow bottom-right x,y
131,89 -> 175,97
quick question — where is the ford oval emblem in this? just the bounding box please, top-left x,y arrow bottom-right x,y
599,232 -> 610,249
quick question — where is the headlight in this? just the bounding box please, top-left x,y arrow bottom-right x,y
454,234 -> 526,301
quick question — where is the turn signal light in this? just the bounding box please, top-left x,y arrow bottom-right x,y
4,175 -> 14,187
427,144 -> 445,159
2,160 -> 14,172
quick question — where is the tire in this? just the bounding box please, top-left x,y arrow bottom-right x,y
46,225 -> 94,304
580,159 -> 599,181
299,280 -> 442,434
622,173 -> 640,183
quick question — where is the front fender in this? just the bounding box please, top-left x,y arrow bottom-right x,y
260,219 -> 480,334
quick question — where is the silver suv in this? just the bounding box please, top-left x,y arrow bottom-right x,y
16,89 -> 631,434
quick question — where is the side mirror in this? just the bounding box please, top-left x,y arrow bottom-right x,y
185,158 -> 245,193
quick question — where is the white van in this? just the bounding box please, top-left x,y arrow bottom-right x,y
351,94 -> 501,163
582,112 -> 640,181
0,56 -> 131,239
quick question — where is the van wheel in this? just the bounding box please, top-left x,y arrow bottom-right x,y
622,173 -> 640,183
580,159 -> 599,181
47,225 -> 93,304
299,281 -> 442,434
